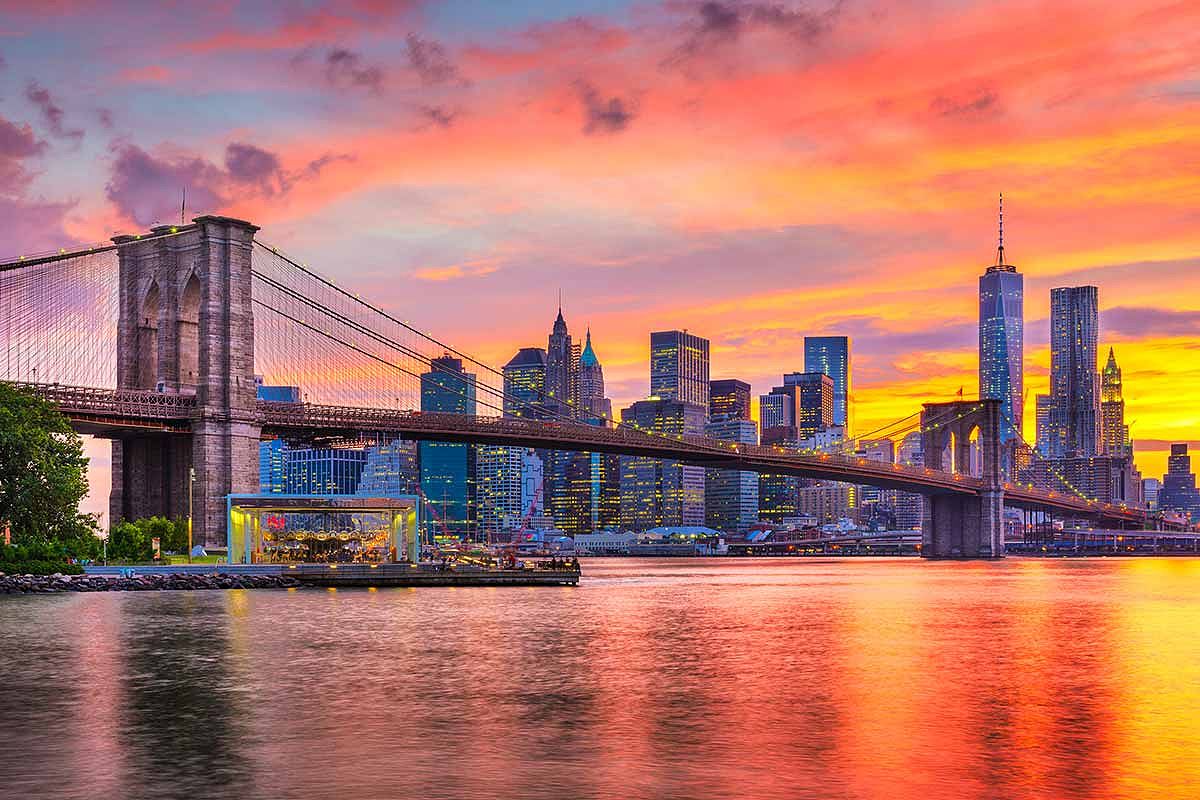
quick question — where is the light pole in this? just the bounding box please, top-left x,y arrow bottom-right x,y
187,467 -> 195,563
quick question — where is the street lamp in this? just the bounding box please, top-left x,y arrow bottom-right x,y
187,467 -> 196,564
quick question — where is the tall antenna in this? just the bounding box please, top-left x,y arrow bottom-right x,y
181,187 -> 186,225
996,192 -> 1005,265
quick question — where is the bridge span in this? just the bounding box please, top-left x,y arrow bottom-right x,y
7,381 -> 1156,534
1,215 -> 1176,557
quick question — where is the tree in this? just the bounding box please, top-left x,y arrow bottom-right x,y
108,520 -> 149,561
0,384 -> 91,545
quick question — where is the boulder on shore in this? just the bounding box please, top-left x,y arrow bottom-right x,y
0,573 -> 301,594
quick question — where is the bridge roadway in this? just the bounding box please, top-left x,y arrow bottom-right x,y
10,381 -> 1156,528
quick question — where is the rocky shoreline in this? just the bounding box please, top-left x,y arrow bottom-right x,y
0,572 -> 302,594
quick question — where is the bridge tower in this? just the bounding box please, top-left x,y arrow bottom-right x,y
109,216 -> 261,548
920,399 -> 1004,558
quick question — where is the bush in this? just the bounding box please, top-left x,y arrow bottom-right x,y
107,520 -> 149,561
0,541 -> 86,575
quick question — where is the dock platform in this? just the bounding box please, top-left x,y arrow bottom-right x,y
84,563 -> 581,588
289,563 -> 580,587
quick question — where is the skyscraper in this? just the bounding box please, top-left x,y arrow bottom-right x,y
650,330 -> 710,408
357,440 -> 420,497
804,336 -> 851,434
578,328 -> 612,423
978,195 -> 1023,440
475,444 -> 528,540
704,416 -> 759,534
784,372 -> 835,440
1160,444 -> 1200,519
543,307 -> 591,535
576,328 -> 619,532
502,347 -> 547,418
1100,347 -> 1130,458
420,355 -> 477,539
1042,286 -> 1100,457
761,373 -> 834,443
709,379 -> 751,421
619,397 -> 707,530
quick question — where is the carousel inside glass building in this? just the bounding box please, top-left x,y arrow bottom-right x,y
226,495 -> 420,564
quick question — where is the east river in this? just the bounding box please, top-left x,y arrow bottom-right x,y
1,557 -> 1198,800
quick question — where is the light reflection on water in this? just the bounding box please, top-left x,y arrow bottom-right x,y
1,557 -> 1198,800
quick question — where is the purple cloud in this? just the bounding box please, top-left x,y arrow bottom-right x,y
668,0 -> 843,65
405,33 -> 463,86
931,87 -> 1001,119
25,82 -> 84,142
1102,306 -> 1200,339
576,81 -> 635,134
106,143 -> 226,226
324,48 -> 385,94
106,141 -> 349,226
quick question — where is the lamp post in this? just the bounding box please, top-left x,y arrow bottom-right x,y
187,467 -> 195,564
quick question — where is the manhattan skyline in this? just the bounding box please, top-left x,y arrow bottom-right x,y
1,0 -> 1198,510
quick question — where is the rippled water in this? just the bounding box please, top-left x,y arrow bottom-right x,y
2,557 -> 1199,800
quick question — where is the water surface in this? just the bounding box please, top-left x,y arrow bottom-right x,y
1,557 -> 1198,800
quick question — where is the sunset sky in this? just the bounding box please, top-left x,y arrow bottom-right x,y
2,0 -> 1199,512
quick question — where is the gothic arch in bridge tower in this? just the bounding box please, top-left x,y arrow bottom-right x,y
137,281 -> 160,389
920,399 -> 1004,558
177,271 -> 200,392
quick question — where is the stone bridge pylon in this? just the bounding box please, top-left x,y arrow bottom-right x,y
920,399 -> 1004,558
109,216 -> 262,547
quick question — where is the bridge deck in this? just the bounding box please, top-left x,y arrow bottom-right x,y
5,381 -> 1169,529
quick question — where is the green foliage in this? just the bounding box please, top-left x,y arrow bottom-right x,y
0,384 -> 91,544
105,516 -> 191,561
0,541 -> 86,575
108,520 -> 150,561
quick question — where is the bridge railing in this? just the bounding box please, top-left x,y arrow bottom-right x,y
8,381 -> 197,418
257,401 -> 988,489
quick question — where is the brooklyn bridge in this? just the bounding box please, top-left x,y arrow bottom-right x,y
0,216 -> 1174,559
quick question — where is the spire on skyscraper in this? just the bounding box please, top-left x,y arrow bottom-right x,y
580,327 -> 600,368
996,192 -> 1005,266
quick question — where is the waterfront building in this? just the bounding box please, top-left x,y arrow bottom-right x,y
1020,455 -> 1142,506
502,347 -> 547,418
357,439 -> 420,497
476,444 -> 527,540
804,336 -> 852,435
420,355 -> 477,539
854,439 -> 896,521
705,417 -> 759,534
978,196 -> 1023,440
619,397 -> 707,530
283,447 -> 368,495
1142,477 -> 1160,511
1160,444 -> 1200,519
799,483 -> 854,524
758,426 -> 802,525
895,432 -> 924,530
260,439 -> 288,494
1100,348 -> 1131,458
709,379 -> 751,421
1041,286 -> 1100,457
650,330 -> 710,408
